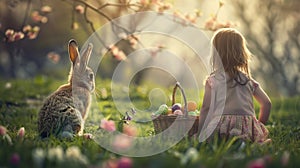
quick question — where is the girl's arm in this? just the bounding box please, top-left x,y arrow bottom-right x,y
253,85 -> 272,124
199,80 -> 212,131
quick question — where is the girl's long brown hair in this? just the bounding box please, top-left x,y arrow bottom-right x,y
211,28 -> 252,85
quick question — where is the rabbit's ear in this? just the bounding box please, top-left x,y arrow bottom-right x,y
68,39 -> 80,66
80,43 -> 93,70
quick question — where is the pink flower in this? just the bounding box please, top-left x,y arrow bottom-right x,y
22,25 -> 32,33
247,158 -> 265,168
5,29 -> 14,37
112,135 -> 132,150
31,11 -> 43,22
13,32 -> 25,41
83,133 -> 94,140
117,157 -> 132,168
185,14 -> 197,24
10,153 -> 20,166
103,159 -> 118,168
75,5 -> 85,14
281,151 -> 290,166
17,127 -> 25,138
0,125 -> 7,135
100,119 -> 116,132
204,16 -> 217,31
41,5 -> 52,13
47,52 -> 60,64
123,125 -> 138,136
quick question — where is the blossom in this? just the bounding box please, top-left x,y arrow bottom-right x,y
75,5 -> 85,14
13,32 -> 25,41
100,88 -> 108,99
40,16 -> 48,24
22,25 -> 32,33
123,125 -> 138,136
124,111 -> 132,121
65,146 -> 81,158
281,151 -> 290,166
246,158 -> 265,168
47,146 -> 64,161
117,157 -> 133,168
100,119 -> 116,132
31,11 -> 43,22
0,125 -> 7,135
65,146 -> 88,165
204,16 -> 217,31
17,127 -> 25,138
83,133 -> 94,140
5,29 -> 24,42
115,50 -> 126,60
26,26 -> 40,39
41,5 -> 52,13
128,36 -> 138,48
109,45 -> 127,61
47,52 -> 60,64
5,29 -> 14,37
10,153 -> 20,166
5,82 -> 12,89
32,148 -> 45,168
181,148 -> 198,165
112,135 -> 133,150
185,13 -> 197,24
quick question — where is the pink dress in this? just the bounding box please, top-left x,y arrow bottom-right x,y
200,72 -> 270,143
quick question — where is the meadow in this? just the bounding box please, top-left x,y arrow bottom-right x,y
0,76 -> 299,168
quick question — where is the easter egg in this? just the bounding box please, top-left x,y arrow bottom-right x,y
188,111 -> 198,116
167,108 -> 173,115
173,109 -> 183,115
158,104 -> 169,115
185,101 -> 197,112
172,103 -> 182,112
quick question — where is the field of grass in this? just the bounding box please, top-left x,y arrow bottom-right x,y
0,76 -> 299,168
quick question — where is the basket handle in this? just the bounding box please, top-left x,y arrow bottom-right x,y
172,82 -> 188,118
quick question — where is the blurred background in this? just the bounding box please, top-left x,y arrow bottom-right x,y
0,0 -> 299,97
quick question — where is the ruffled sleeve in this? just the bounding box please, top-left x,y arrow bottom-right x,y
251,79 -> 260,93
205,75 -> 215,89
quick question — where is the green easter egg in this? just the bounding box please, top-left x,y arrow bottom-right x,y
188,111 -> 198,116
158,104 -> 169,115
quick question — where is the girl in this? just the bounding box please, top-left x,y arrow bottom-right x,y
198,28 -> 271,143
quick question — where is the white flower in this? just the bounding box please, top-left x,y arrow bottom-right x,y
65,146 -> 88,165
5,82 -> 12,89
32,148 -> 45,168
47,146 -> 64,162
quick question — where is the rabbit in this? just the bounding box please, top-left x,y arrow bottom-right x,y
38,39 -> 95,138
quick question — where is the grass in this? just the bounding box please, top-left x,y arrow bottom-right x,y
0,76 -> 299,168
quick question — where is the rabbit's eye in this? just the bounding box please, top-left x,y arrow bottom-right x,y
89,73 -> 94,80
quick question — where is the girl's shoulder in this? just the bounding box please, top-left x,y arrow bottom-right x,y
249,78 -> 260,92
205,72 -> 226,88
205,72 -> 260,92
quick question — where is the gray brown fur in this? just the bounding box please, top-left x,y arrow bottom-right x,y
38,40 -> 94,137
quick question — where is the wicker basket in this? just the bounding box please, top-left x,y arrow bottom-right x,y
152,82 -> 199,137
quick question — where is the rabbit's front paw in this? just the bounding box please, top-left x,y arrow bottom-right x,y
59,131 -> 75,139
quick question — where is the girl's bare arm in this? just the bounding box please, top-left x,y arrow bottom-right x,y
199,80 -> 212,131
253,85 -> 272,124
